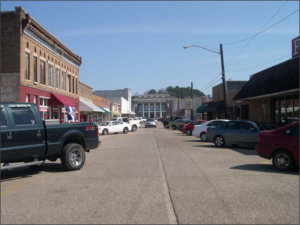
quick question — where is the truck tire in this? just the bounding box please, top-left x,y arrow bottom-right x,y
61,143 -> 85,171
132,125 -> 137,132
123,127 -> 129,134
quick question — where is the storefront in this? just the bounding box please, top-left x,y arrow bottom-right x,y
233,55 -> 299,126
202,100 -> 225,120
99,107 -> 111,122
79,99 -> 104,123
196,103 -> 208,120
20,86 -> 79,123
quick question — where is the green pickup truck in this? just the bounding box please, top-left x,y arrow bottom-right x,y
1,103 -> 100,171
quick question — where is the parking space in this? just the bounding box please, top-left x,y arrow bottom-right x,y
1,122 -> 299,224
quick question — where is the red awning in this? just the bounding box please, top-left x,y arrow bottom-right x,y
48,93 -> 76,107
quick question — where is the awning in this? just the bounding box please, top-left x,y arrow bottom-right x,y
100,107 -> 111,114
174,108 -> 185,115
113,111 -> 121,116
48,93 -> 76,107
196,104 -> 208,113
233,56 -> 299,101
79,100 -> 104,112
127,110 -> 136,115
204,100 -> 225,112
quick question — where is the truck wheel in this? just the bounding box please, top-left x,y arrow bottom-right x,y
102,129 -> 108,135
61,143 -> 85,171
272,150 -> 295,171
172,125 -> 176,130
123,127 -> 128,134
132,125 -> 137,132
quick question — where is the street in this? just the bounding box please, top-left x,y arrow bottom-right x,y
1,122 -> 299,224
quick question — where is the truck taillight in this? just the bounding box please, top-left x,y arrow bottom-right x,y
96,125 -> 99,136
207,128 -> 209,133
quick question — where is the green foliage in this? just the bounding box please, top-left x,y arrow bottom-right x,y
157,86 -> 205,98
148,89 -> 157,94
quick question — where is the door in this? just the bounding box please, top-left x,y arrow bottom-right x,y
1,107 -> 14,162
116,122 -> 124,132
239,122 -> 260,146
110,121 -> 118,133
220,122 -> 240,145
9,105 -> 45,162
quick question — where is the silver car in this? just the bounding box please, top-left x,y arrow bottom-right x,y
206,120 -> 260,147
145,118 -> 156,128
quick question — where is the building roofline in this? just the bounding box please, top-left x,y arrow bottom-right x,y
79,81 -> 93,89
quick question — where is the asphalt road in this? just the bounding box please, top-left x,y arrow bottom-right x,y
1,122 -> 299,224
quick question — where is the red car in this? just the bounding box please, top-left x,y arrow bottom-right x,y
182,120 -> 206,136
256,122 -> 299,171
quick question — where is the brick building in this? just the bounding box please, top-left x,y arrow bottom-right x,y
92,94 -> 111,122
1,6 -> 82,123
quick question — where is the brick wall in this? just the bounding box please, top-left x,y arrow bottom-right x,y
212,83 -> 224,102
92,94 -> 110,108
227,87 -> 243,107
79,81 -> 92,101
249,97 -> 272,122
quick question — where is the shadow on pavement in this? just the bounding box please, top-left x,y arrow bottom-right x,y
231,164 -> 299,175
184,140 -> 201,142
193,144 -> 257,155
1,163 -> 66,182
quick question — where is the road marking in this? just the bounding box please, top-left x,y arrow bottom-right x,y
261,161 -> 271,164
284,176 -> 299,180
154,134 -> 178,225
1,182 -> 30,196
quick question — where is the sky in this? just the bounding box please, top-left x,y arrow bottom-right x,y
1,1 -> 299,96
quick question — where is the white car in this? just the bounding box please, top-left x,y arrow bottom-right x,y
98,121 -> 131,135
111,117 -> 141,131
192,119 -> 228,141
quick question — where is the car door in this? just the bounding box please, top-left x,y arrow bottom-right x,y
1,106 -> 14,162
110,122 -> 118,133
8,105 -> 45,162
281,125 -> 299,163
116,122 -> 124,132
220,122 -> 240,145
239,122 -> 260,146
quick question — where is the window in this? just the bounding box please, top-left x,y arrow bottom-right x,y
112,122 -> 117,126
33,56 -> 37,82
48,65 -> 53,87
25,52 -> 30,80
207,121 -> 223,126
40,98 -> 48,107
117,122 -> 123,125
240,122 -> 255,131
138,105 -> 143,111
75,78 -> 77,94
11,107 -> 37,125
68,75 -> 71,93
62,71 -> 66,91
156,104 -> 160,111
40,50 -> 42,55
283,125 -> 299,136
1,109 -> 7,127
40,60 -> 45,85
55,68 -> 60,89
34,46 -> 36,52
25,94 -> 29,103
33,96 -> 37,104
222,122 -> 239,129
162,104 -> 166,111
26,42 -> 29,48
144,105 -> 148,110
72,76 -> 75,93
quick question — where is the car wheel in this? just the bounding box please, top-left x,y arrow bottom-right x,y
132,125 -> 137,132
272,150 -> 295,171
102,129 -> 108,135
172,125 -> 176,130
145,126 -> 147,128
214,135 -> 225,147
123,127 -> 129,134
186,129 -> 192,136
61,143 -> 85,171
200,132 -> 206,142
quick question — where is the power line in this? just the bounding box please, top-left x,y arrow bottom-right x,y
201,78 -> 222,92
224,8 -> 299,46
226,54 -> 291,72
199,73 -> 221,90
225,1 -> 289,67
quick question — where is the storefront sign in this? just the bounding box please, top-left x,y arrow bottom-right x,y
292,36 -> 299,58
186,99 -> 193,110
39,108 -> 48,112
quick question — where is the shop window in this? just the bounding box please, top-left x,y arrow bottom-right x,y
39,98 -> 50,120
48,64 -> 53,87
1,109 -> 7,127
40,60 -> 45,85
33,96 -> 37,104
33,56 -> 37,82
25,94 -> 29,103
11,107 -> 37,125
25,52 -> 30,80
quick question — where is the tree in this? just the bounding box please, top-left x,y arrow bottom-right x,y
157,88 -> 166,94
148,89 -> 157,94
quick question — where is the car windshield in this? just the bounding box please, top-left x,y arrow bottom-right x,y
101,122 -> 110,126
147,118 -> 155,121
111,119 -> 117,121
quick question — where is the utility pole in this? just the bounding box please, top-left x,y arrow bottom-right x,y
191,82 -> 194,120
220,44 -> 228,119
169,94 -> 172,118
177,89 -> 180,117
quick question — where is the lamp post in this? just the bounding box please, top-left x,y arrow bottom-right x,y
183,44 -> 228,119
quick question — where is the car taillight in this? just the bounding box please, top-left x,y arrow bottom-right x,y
258,135 -> 262,144
207,128 -> 209,133
96,125 -> 99,136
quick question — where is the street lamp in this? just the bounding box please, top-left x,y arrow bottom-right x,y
183,44 -> 228,119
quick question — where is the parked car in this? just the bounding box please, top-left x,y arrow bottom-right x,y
182,120 -> 206,135
141,117 -> 147,123
206,120 -> 260,147
1,103 -> 100,171
162,116 -> 185,128
153,117 -> 158,123
168,119 -> 192,130
145,118 -> 156,128
256,122 -> 299,171
192,119 -> 229,141
98,121 -> 131,135
137,117 -> 144,124
112,117 -> 140,132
